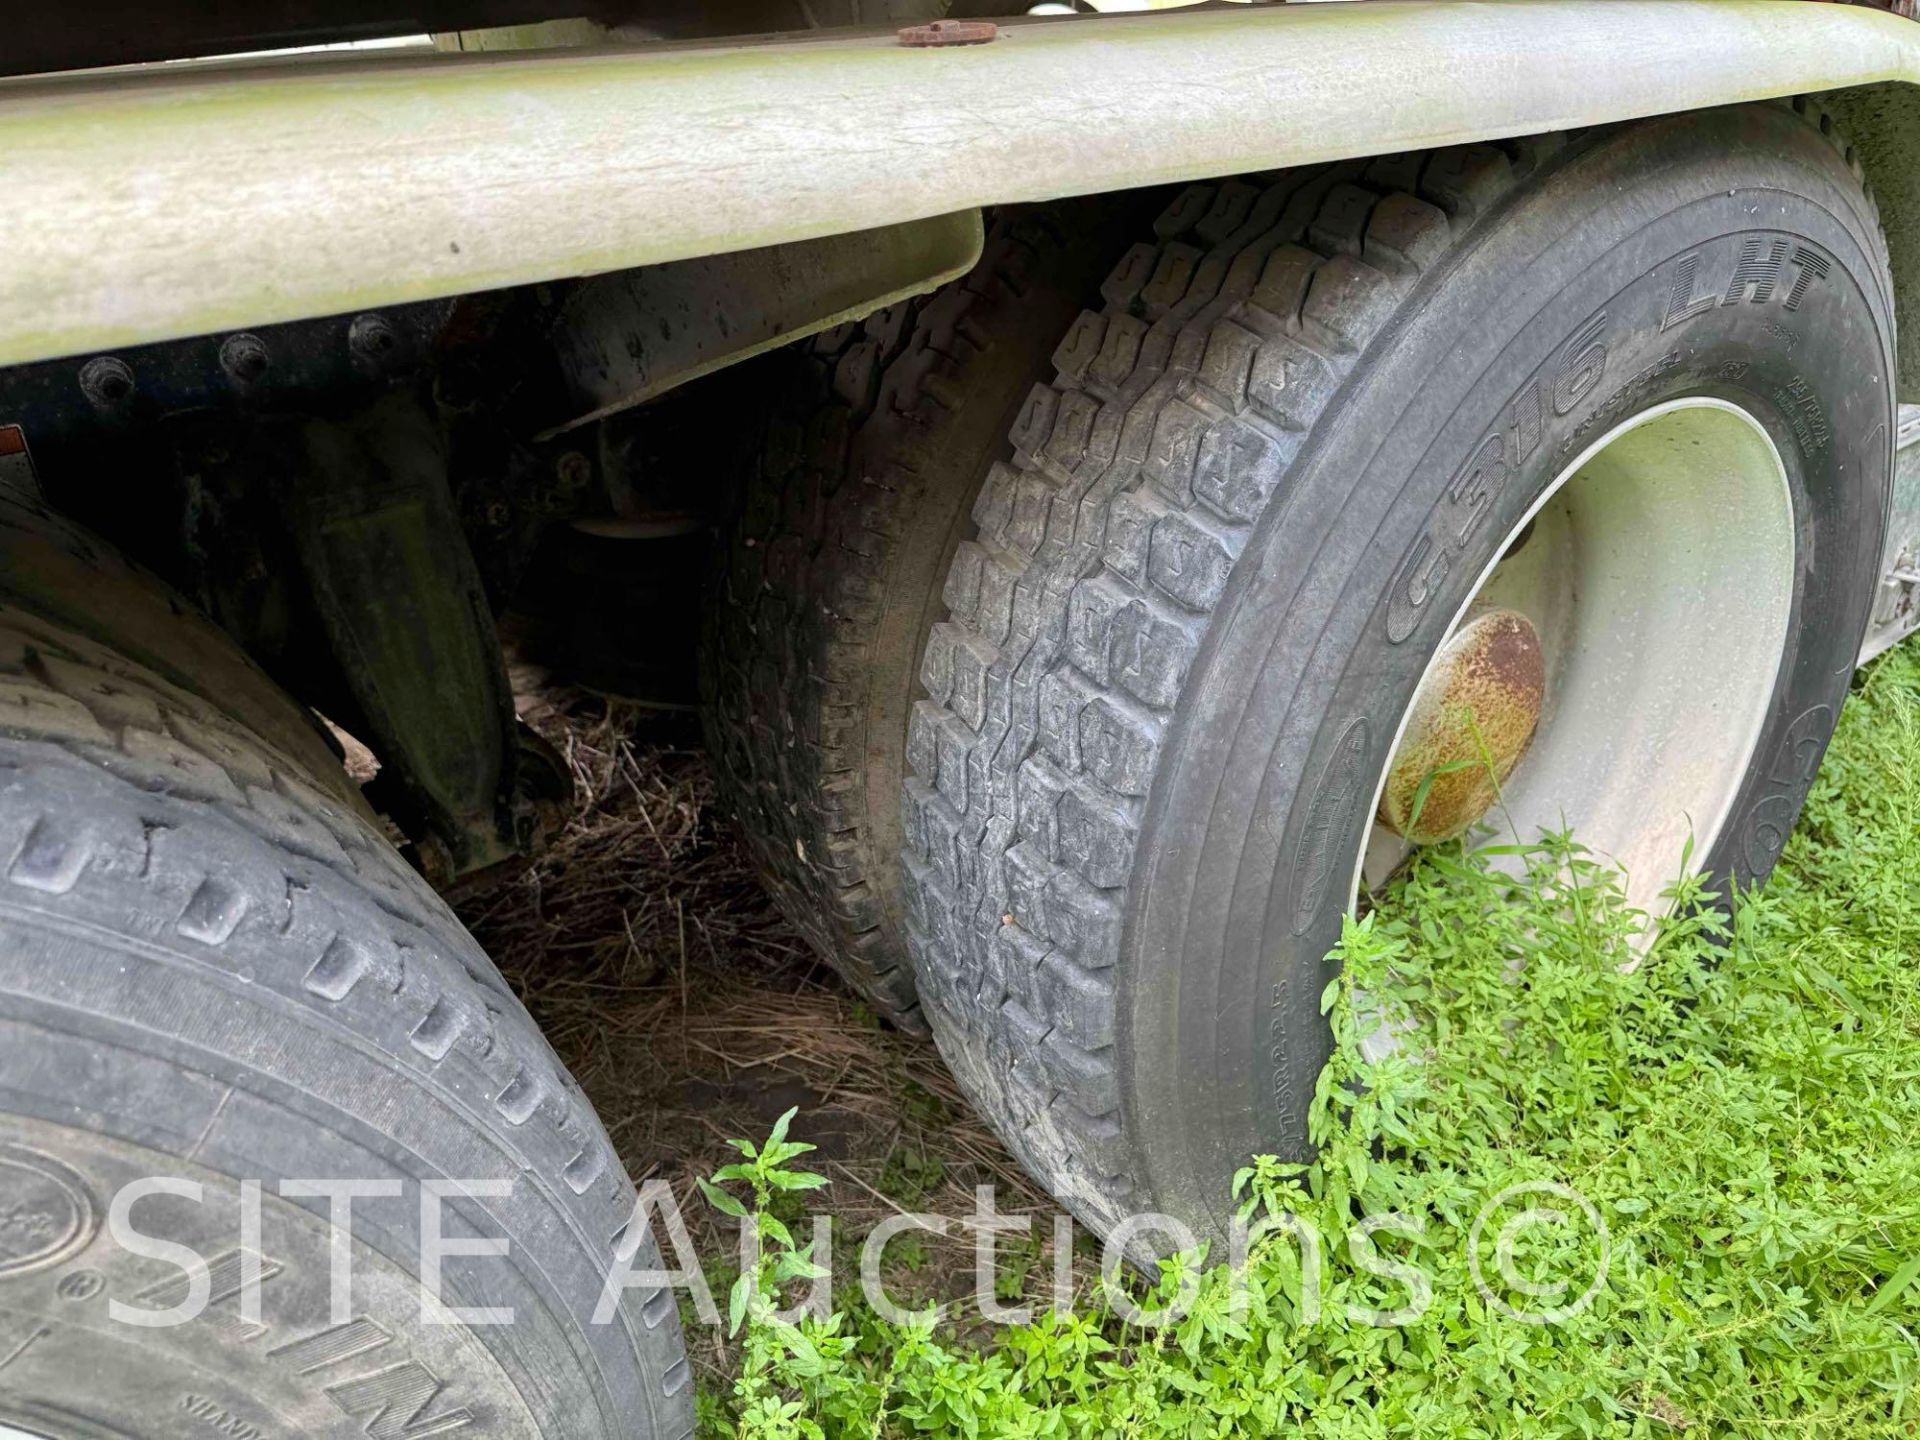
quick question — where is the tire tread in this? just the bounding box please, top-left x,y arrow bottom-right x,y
903,102 -> 1883,1234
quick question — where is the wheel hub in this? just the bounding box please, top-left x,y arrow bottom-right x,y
1355,397 -> 1797,917
1377,607 -> 1544,844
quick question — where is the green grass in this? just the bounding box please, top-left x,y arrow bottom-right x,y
702,644 -> 1920,1438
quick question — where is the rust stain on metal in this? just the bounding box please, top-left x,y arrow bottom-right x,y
898,19 -> 998,46
1378,608 -> 1545,845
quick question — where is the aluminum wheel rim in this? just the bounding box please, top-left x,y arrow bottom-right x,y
1352,396 -> 1797,921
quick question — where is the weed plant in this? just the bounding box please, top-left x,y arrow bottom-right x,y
700,648 -> 1920,1437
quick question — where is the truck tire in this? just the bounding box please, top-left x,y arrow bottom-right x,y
902,102 -> 1893,1242
0,490 -> 691,1437
703,202 -> 1144,1027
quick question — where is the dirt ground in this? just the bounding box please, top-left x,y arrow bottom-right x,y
456,676 -> 1076,1383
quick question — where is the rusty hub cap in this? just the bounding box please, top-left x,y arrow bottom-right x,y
1377,608 -> 1544,845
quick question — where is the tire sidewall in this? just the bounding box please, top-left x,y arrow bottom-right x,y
1122,107 -> 1895,1233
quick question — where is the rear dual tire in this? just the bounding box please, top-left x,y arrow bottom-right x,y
718,103 -> 1894,1244
702,202 -> 1147,1028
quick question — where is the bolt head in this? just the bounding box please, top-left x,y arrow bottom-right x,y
348,313 -> 400,365
219,332 -> 271,385
555,451 -> 592,490
77,356 -> 135,410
